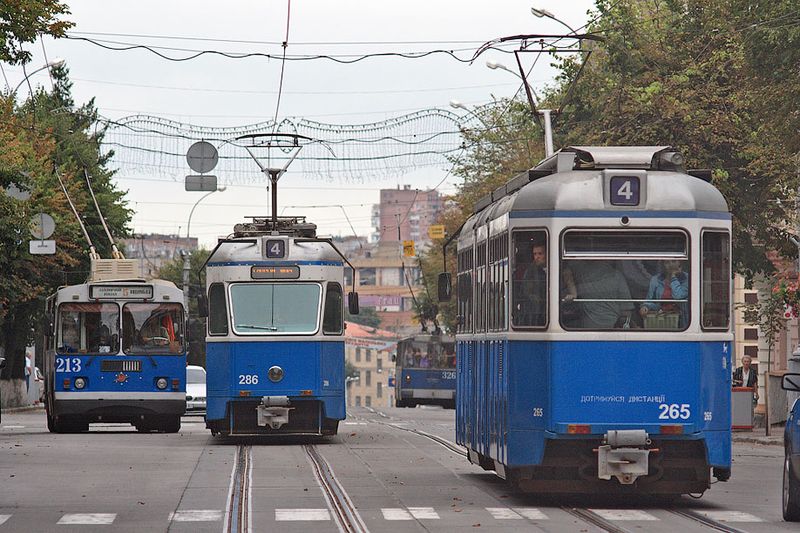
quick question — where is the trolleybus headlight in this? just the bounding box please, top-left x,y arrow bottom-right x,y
74,377 -> 87,389
156,377 -> 168,390
268,366 -> 284,382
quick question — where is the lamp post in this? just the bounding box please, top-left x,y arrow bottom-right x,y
12,58 -> 65,96
184,186 -> 226,308
485,60 -> 555,156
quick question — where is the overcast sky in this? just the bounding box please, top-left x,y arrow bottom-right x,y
5,0 -> 596,248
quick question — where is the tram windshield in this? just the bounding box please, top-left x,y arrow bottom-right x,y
229,283 -> 321,335
122,303 -> 185,354
558,230 -> 690,331
57,303 -> 120,354
397,339 -> 456,369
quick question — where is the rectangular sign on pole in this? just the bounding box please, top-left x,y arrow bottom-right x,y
29,240 -> 56,255
403,240 -> 415,257
185,175 -> 218,191
427,225 -> 446,239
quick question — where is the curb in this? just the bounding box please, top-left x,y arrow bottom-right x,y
0,405 -> 44,414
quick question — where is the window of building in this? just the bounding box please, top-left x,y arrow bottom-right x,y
359,268 -> 376,286
366,370 -> 372,386
744,292 -> 758,305
365,396 -> 372,407
355,347 -> 361,362
743,345 -> 758,358
377,382 -> 383,398
355,396 -> 361,407
366,349 -> 372,362
377,358 -> 383,371
743,328 -> 758,341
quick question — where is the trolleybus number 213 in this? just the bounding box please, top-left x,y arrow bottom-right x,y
55,357 -> 82,373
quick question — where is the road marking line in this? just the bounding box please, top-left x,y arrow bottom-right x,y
275,509 -> 331,521
700,511 -> 764,522
342,422 -> 367,425
57,513 -> 116,525
589,509 -> 659,521
0,425 -> 24,429
486,508 -> 523,519
0,515 -> 10,525
408,507 -> 439,519
382,508 -> 413,520
168,510 -> 222,521
513,508 -> 549,520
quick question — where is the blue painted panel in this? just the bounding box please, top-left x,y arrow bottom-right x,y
206,340 -> 346,422
55,354 -> 186,393
399,368 -> 457,391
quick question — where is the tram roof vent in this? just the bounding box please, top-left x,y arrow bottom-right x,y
232,216 -> 317,238
89,259 -> 142,281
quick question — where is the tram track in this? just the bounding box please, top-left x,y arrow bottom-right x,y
304,444 -> 370,533
667,508 -> 751,533
560,507 -> 636,533
360,408 -> 466,457
223,445 -> 252,533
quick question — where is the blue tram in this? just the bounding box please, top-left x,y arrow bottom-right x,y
201,216 -> 357,437
442,146 -> 732,494
43,262 -> 187,433
395,334 -> 456,408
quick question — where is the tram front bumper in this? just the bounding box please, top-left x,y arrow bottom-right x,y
597,430 -> 653,485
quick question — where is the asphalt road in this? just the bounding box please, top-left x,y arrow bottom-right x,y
0,406 -> 793,532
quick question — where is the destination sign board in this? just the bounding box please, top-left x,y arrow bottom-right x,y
251,266 -> 300,279
90,285 -> 154,300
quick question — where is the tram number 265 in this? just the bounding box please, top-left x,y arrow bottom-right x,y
55,357 -> 82,373
658,403 -> 691,420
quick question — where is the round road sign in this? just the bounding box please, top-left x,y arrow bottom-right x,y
186,141 -> 219,174
30,213 -> 55,240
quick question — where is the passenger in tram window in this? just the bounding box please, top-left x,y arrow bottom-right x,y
419,352 -> 431,368
640,259 -> 689,329
517,242 -> 548,326
570,260 -> 634,329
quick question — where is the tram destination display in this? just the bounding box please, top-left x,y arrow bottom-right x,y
90,285 -> 154,300
250,265 -> 300,279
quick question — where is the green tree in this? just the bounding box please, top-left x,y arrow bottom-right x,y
0,0 -> 73,64
346,305 -> 382,329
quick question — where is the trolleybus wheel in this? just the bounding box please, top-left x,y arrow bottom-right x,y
783,455 -> 800,521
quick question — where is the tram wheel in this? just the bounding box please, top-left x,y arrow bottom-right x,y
713,467 -> 731,482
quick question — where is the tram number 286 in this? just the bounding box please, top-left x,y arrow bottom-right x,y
239,374 -> 259,385
658,403 -> 691,420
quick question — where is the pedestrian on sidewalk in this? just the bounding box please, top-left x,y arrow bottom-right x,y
733,355 -> 759,401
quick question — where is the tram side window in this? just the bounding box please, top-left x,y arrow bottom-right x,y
57,303 -> 120,354
323,282 -> 344,334
122,303 -> 185,354
208,283 -> 229,336
512,230 -> 547,328
701,231 -> 731,330
457,248 -> 473,334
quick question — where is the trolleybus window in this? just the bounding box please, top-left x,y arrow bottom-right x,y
57,303 -> 120,354
512,230 -> 548,328
208,283 -> 228,336
322,282 -> 344,335
701,231 -> 730,330
229,283 -> 321,335
398,340 -> 456,369
122,303 -> 184,354
560,230 -> 690,331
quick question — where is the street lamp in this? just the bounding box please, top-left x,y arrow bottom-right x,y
449,99 -> 489,128
531,7 -> 577,34
186,186 -> 226,240
12,58 -> 65,95
485,60 -> 555,157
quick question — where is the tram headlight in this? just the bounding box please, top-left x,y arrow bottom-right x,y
74,377 -> 87,389
268,366 -> 284,383
156,377 -> 169,390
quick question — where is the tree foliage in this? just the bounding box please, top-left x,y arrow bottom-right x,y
0,0 -> 73,64
0,66 -> 130,380
346,305 -> 382,329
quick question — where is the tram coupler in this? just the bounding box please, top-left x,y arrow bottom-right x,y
597,429 -> 652,485
256,396 -> 294,430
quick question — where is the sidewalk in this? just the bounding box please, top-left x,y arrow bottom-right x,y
732,426 -> 783,446
0,404 -> 44,415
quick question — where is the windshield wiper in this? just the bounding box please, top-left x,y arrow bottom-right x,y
239,324 -> 278,331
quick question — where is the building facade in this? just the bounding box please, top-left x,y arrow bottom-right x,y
344,322 -> 397,409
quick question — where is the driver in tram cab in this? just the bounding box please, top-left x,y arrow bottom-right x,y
516,242 -> 548,326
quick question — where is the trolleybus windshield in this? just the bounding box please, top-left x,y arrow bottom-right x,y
229,283 -> 321,335
122,303 -> 184,354
57,302 -> 120,354
398,340 -> 456,369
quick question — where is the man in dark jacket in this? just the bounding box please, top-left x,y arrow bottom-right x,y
732,355 -> 759,400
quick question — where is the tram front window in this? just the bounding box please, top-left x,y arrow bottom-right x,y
230,283 -> 321,335
57,303 -> 120,354
122,303 -> 184,354
560,231 -> 690,331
